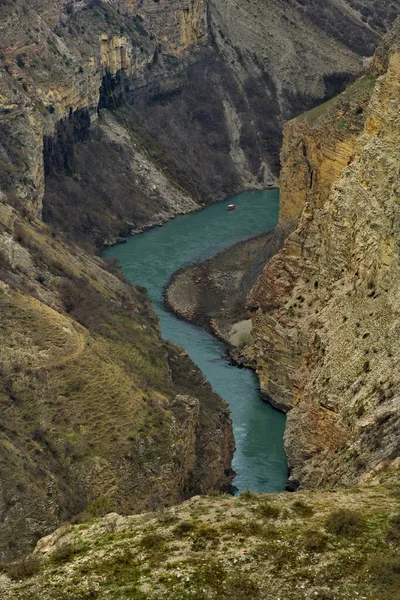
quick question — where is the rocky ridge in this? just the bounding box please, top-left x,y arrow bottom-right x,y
1,461 -> 399,600
249,20 -> 400,487
2,1 -> 399,246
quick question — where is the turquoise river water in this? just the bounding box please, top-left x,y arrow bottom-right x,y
102,189 -> 288,493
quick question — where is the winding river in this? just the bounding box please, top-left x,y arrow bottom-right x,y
102,190 -> 288,493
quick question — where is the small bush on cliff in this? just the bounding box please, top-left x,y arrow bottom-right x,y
50,541 -> 82,564
325,509 -> 365,537
255,502 -> 281,519
5,555 -> 41,580
291,500 -> 314,517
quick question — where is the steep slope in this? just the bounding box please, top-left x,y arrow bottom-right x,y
0,0 -> 399,563
2,463 -> 399,600
0,201 -> 234,562
249,20 -> 400,488
1,1 -> 399,246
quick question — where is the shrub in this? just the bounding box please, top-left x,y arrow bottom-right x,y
50,541 -> 81,564
6,555 -> 41,580
86,496 -> 115,519
255,502 -> 281,519
157,511 -> 179,527
240,488 -> 254,500
222,519 -> 278,539
173,521 -> 197,537
139,533 -> 166,551
100,550 -> 141,585
303,530 -> 328,553
291,500 -> 314,517
387,513 -> 400,544
325,509 -> 365,537
191,526 -> 220,551
368,554 -> 400,595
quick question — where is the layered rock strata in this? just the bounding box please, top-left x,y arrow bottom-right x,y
249,22 -> 400,487
2,0 -> 399,245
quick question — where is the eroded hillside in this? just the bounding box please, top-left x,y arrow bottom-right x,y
1,0 -> 399,246
249,19 -> 400,488
0,201 -> 234,562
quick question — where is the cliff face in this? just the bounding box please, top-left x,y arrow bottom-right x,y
1,0 -> 399,245
250,21 -> 400,487
0,4 -> 237,563
130,0 -> 208,55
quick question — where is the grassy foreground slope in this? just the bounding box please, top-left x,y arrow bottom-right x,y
1,461 -> 399,600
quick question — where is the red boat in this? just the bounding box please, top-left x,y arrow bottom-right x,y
226,204 -> 236,211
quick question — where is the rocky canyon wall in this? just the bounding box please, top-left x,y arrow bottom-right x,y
0,0 -> 234,562
0,0 -> 399,561
250,20 -> 400,488
2,0 -> 399,245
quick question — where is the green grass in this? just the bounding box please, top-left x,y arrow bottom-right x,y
298,75 -> 377,127
254,501 -> 281,519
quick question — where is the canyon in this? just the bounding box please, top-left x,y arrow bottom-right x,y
2,0 -> 398,246
0,0 -> 399,591
165,15 -> 400,494
249,18 -> 400,489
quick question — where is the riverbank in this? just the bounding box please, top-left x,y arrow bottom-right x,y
101,185 -> 279,251
164,231 -> 272,367
103,189 -> 288,493
164,216 -> 292,371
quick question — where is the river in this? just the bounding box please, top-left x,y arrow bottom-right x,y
102,189 -> 288,493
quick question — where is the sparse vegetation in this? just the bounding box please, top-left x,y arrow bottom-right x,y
325,509 -> 365,537
139,533 -> 167,552
2,486 -> 400,599
173,521 -> 197,537
5,555 -> 41,580
303,530 -> 328,553
255,501 -> 281,519
291,500 -> 314,517
50,541 -> 83,564
387,513 -> 400,544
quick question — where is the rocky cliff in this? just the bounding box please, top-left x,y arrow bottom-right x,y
2,0 -> 399,246
249,20 -> 400,488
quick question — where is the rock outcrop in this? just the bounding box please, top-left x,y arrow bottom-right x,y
249,20 -> 400,487
2,461 -> 399,600
2,0 -> 399,245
